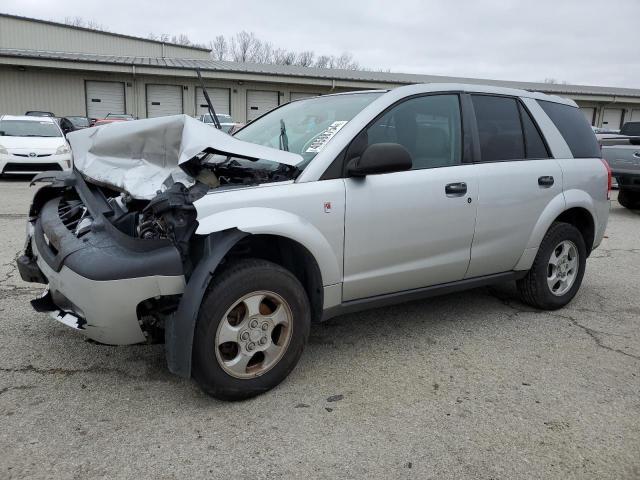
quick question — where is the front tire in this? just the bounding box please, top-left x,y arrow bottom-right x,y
517,222 -> 587,310
192,258 -> 311,400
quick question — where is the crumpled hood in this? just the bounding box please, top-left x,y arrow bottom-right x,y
66,114 -> 303,200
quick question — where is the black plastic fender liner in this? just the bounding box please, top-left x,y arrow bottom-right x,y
165,229 -> 248,378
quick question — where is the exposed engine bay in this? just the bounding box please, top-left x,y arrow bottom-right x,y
53,152 -> 297,268
57,113 -> 305,271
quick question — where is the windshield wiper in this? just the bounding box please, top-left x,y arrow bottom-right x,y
195,69 -> 221,130
279,119 -> 289,152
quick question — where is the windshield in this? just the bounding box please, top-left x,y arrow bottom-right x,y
67,117 -> 90,128
233,92 -> 383,171
0,120 -> 62,137
202,114 -> 233,124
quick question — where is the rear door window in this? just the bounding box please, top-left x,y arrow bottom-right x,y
471,95 -> 525,161
537,100 -> 600,158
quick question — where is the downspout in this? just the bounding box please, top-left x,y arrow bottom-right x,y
132,64 -> 139,119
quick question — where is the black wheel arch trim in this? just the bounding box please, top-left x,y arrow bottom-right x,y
165,229 -> 249,378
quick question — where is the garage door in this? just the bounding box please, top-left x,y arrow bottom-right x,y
195,87 -> 230,116
290,92 -> 320,101
602,108 -> 623,130
86,81 -> 125,118
630,109 -> 640,122
147,85 -> 183,118
580,107 -> 595,125
246,90 -> 279,121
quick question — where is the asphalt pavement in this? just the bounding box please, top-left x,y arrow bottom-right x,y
0,178 -> 638,479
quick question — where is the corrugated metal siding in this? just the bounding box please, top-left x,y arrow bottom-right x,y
0,67 -> 86,115
0,15 -> 211,59
0,66 -> 135,116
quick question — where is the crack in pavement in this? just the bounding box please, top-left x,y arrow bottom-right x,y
549,311 -> 640,361
590,248 -> 640,259
485,288 -> 640,362
0,250 -> 22,287
0,384 -> 36,396
0,364 -> 147,380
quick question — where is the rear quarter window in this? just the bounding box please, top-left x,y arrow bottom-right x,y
537,100 -> 600,158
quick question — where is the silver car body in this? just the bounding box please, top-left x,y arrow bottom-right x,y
196,84 -> 609,310
25,83 -> 609,345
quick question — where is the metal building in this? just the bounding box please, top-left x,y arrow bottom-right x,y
1,13 -> 640,126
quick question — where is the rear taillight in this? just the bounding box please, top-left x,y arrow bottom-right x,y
601,158 -> 612,200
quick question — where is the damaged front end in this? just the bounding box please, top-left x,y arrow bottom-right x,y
17,115 -> 303,346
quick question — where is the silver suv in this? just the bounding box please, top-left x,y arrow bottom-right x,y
18,84 -> 610,400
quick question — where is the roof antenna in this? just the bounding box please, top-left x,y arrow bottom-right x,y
195,68 -> 221,129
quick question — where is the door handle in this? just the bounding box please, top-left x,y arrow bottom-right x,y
445,182 -> 467,196
538,176 -> 554,187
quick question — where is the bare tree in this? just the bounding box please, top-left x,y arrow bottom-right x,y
149,28 -> 365,70
543,78 -> 568,85
333,52 -> 359,70
210,35 -> 228,61
258,42 -> 273,63
64,16 -> 85,27
272,48 -> 297,65
296,51 -> 315,67
64,16 -> 107,31
86,19 -> 107,31
314,55 -> 331,69
171,34 -> 192,46
231,31 -> 257,62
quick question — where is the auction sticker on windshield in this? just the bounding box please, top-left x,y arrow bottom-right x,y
305,121 -> 348,153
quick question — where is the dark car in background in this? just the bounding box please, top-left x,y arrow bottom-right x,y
620,122 -> 640,137
65,116 -> 92,130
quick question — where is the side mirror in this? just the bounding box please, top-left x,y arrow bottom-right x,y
347,143 -> 412,177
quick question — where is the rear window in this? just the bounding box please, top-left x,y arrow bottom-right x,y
537,100 -> 600,158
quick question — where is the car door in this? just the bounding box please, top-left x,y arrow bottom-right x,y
465,94 -> 563,278
342,94 -> 478,301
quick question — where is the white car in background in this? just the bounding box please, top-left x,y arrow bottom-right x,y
197,113 -> 243,134
0,115 -> 72,175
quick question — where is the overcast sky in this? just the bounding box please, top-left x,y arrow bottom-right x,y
3,0 -> 639,88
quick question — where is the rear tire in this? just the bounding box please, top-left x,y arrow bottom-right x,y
192,258 -> 310,401
617,188 -> 640,209
517,222 -> 587,310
